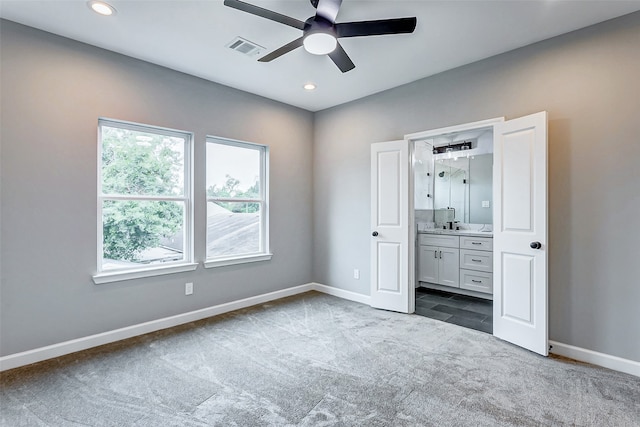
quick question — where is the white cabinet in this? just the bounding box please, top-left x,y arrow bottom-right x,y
460,269 -> 492,293
460,249 -> 493,272
460,235 -> 493,251
418,246 -> 439,283
418,235 -> 459,288
418,233 -> 493,295
439,247 -> 460,287
459,236 -> 493,294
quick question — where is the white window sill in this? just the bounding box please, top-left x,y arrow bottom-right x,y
204,253 -> 273,269
93,263 -> 199,284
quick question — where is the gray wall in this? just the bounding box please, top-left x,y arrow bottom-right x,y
0,21 -> 314,356
313,12 -> 640,362
2,13 -> 639,364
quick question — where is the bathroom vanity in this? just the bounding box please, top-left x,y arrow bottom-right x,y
417,230 -> 493,299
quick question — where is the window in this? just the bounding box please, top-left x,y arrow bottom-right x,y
94,119 -> 194,282
205,137 -> 270,267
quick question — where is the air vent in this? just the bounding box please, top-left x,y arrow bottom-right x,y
226,37 -> 265,58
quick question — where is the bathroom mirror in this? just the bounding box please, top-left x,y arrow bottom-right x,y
433,154 -> 493,224
468,154 -> 493,224
414,127 -> 494,225
434,157 -> 468,221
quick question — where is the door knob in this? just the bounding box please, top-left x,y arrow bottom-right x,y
530,241 -> 542,249
372,231 -> 379,237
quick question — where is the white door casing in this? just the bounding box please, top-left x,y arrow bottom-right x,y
493,111 -> 548,356
370,140 -> 411,313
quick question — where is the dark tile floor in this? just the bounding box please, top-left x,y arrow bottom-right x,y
415,287 -> 493,334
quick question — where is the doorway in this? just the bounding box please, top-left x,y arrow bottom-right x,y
410,123 -> 496,334
371,112 -> 549,355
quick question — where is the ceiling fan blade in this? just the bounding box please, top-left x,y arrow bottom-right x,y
258,37 -> 304,62
315,0 -> 343,23
335,17 -> 417,38
328,42 -> 355,73
224,0 -> 306,30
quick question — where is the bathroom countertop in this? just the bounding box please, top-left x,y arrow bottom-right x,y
418,229 -> 493,237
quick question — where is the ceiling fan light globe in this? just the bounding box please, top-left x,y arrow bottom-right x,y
303,33 -> 337,55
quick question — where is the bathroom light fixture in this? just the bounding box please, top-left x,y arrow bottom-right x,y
303,83 -> 317,91
87,0 -> 116,16
432,140 -> 472,155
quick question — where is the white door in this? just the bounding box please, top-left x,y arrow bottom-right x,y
371,140 -> 410,313
493,111 -> 548,356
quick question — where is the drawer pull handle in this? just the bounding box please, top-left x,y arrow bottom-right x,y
471,242 -> 482,245
471,279 -> 482,283
471,259 -> 482,262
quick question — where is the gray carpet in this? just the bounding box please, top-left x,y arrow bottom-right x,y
1,291 -> 638,426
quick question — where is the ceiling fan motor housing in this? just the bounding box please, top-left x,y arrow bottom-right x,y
304,16 -> 336,36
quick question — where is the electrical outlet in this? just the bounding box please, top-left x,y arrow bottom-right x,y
353,269 -> 360,280
185,282 -> 193,295
482,200 -> 490,208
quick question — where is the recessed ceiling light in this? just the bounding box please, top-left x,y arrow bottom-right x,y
87,1 -> 116,16
303,83 -> 317,91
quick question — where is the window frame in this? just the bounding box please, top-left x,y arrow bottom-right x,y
93,118 -> 196,284
204,136 -> 271,268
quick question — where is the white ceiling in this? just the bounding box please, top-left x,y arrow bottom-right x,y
2,0 -> 639,111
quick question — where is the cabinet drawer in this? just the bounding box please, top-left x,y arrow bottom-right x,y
418,234 -> 459,248
460,269 -> 493,294
460,236 -> 493,251
460,249 -> 493,272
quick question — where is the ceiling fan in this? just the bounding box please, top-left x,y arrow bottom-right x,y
223,0 -> 417,73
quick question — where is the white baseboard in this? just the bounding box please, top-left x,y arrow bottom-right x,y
549,340 -> 639,377
0,283 -> 315,372
4,284 -> 636,379
311,282 -> 371,305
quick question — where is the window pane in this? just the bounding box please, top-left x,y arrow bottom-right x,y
207,201 -> 260,258
102,200 -> 184,270
101,126 -> 185,197
206,143 -> 260,199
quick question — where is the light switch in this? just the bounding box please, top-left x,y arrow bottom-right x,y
482,200 -> 490,208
